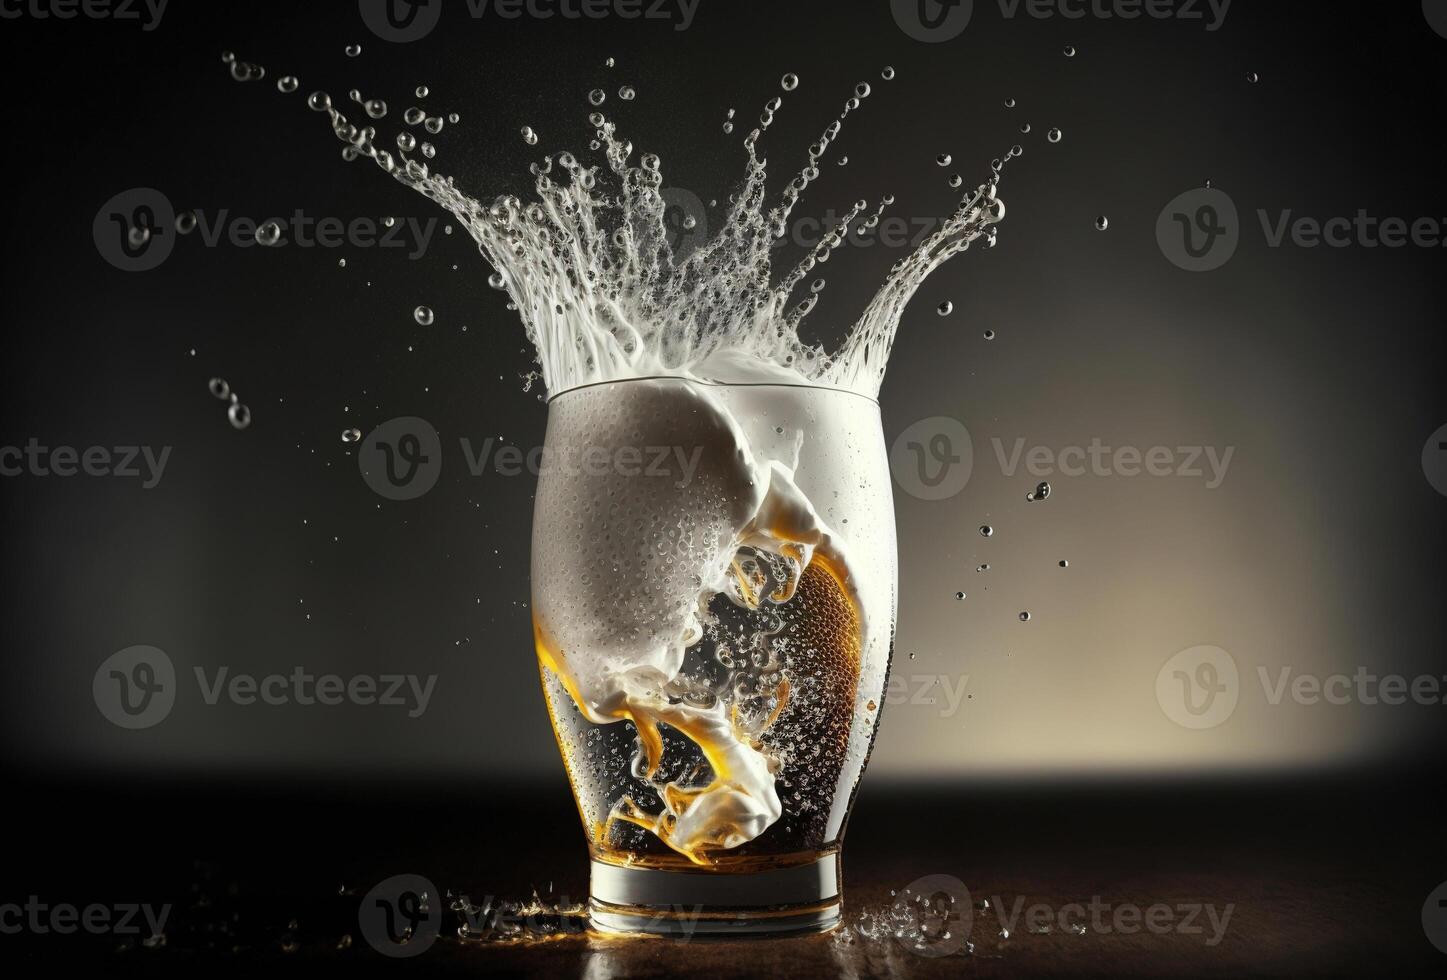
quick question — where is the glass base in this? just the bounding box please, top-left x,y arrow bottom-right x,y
587,855 -> 841,937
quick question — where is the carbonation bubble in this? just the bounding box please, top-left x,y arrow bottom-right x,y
277,76 -> 299,94
1047,128 -> 1062,143
342,428 -> 361,443
1095,215 -> 1109,231
414,305 -> 434,326
256,221 -> 281,246
979,525 -> 993,537
208,377 -> 230,400
521,126 -> 539,145
881,66 -> 895,80
345,44 -> 362,57
937,301 -> 953,316
228,403 -> 252,430
175,211 -> 197,234
589,88 -> 606,106
307,91 -> 331,111
780,73 -> 798,92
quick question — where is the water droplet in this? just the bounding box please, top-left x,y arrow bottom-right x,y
448,112 -> 460,124
175,211 -> 197,234
128,226 -> 150,248
277,76 -> 299,94
521,126 -> 538,145
307,91 -> 331,112
780,73 -> 799,91
1019,611 -> 1031,622
365,99 -> 387,119
1019,123 -> 1031,134
488,272 -> 508,291
936,153 -> 952,166
881,66 -> 895,81
588,88 -> 606,106
208,377 -> 230,400
948,174 -> 963,188
618,86 -> 636,101
955,592 -> 966,600
854,82 -> 871,98
228,403 -> 251,430
1063,45 -> 1076,57
397,132 -> 417,152
1047,127 -> 1062,143
983,329 -> 996,340
977,563 -> 990,572
382,216 -> 396,228
341,428 -> 361,443
338,258 -> 347,268
405,107 -> 425,125
413,305 -> 434,326
1005,97 -> 1016,108
344,43 -> 362,57
256,221 -> 281,246
1031,481 -> 1051,500
604,56 -> 616,68
1246,71 -> 1259,83
1059,560 -> 1070,568
1094,215 -> 1109,231
221,51 -> 235,64
415,85 -> 429,98
937,301 -> 953,316
979,525 -> 993,537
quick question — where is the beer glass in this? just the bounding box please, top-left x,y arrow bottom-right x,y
531,376 -> 896,936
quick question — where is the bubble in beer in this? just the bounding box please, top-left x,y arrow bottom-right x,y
936,153 -> 952,166
277,76 -> 299,94
979,525 -> 993,537
937,301 -> 953,316
176,210 -> 197,234
1095,215 -> 1109,231
256,221 -> 281,246
342,428 -> 361,443
413,305 -> 435,326
588,88 -> 606,106
228,402 -> 252,430
307,91 -> 331,112
208,377 -> 230,400
521,126 -> 539,145
344,44 -> 362,57
618,86 -> 636,101
881,66 -> 895,80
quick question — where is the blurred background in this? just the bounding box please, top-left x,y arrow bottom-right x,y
2,0 -> 1443,784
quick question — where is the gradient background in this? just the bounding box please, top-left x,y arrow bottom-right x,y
1,1 -> 1445,792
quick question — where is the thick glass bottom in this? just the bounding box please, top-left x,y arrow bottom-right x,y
587,855 -> 841,937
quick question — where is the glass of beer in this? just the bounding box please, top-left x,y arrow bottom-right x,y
531,376 -> 896,936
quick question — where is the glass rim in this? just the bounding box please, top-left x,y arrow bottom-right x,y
545,374 -> 881,407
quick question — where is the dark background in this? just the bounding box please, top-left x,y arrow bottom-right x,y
1,0 -> 1445,975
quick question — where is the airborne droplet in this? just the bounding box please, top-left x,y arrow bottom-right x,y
342,428 -> 361,444
344,43 -> 362,57
937,301 -> 953,316
780,73 -> 798,92
414,305 -> 435,326
228,403 -> 252,430
208,377 -> 230,400
979,525 -> 993,537
1095,215 -> 1109,231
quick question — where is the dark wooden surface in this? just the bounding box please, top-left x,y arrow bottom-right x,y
3,769 -> 1443,977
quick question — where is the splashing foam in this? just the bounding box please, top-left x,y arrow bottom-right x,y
270,68 -> 1007,862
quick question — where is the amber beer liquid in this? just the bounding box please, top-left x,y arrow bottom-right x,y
531,377 -> 897,936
